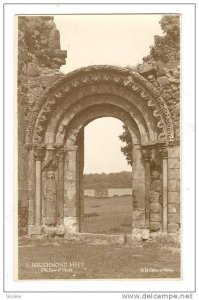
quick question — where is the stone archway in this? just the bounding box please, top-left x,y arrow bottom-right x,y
27,65 -> 177,237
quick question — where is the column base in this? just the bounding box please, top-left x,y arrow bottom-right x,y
64,217 -> 79,233
131,228 -> 150,241
28,225 -> 43,235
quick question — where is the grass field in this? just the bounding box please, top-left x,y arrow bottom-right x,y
81,195 -> 133,234
18,237 -> 180,280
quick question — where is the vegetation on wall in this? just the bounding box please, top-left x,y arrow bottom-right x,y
119,15 -> 180,164
144,15 -> 180,65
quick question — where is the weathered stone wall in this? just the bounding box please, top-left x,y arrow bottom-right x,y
137,62 -> 180,142
18,16 -> 67,235
137,62 -> 180,233
167,146 -> 180,233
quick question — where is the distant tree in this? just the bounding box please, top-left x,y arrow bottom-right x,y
83,171 -> 132,189
118,125 -> 133,166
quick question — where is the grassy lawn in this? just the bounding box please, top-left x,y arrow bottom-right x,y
81,195 -> 133,234
18,237 -> 180,280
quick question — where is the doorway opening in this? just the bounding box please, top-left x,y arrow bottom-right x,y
80,117 -> 133,234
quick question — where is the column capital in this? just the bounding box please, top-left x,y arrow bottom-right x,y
64,145 -> 78,152
142,148 -> 151,162
33,146 -> 45,161
56,148 -> 65,162
158,145 -> 168,159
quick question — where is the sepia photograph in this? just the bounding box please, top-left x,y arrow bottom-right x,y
16,13 -> 182,281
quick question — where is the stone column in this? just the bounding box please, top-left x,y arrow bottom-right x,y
142,148 -> 151,228
28,147 -> 44,234
64,146 -> 79,233
132,144 -> 146,229
56,148 -> 65,224
159,145 -> 168,233
77,129 -> 84,232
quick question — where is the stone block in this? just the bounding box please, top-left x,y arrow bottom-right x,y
78,233 -> 125,245
149,191 -> 160,203
55,225 -> 66,236
168,204 -> 180,214
64,232 -> 81,241
157,76 -> 170,87
133,169 -> 145,180
171,84 -> 179,92
64,217 -> 79,233
126,234 -> 137,244
168,168 -> 180,180
133,210 -> 145,220
43,226 -> 55,236
173,91 -> 180,100
150,213 -> 161,222
138,63 -> 157,77
168,179 -> 180,192
168,214 -> 180,224
150,222 -> 161,231
64,206 -> 77,217
27,63 -> 40,77
107,234 -> 125,245
28,225 -> 43,235
141,229 -> 150,240
150,203 -> 162,213
133,219 -> 146,228
131,228 -> 142,241
168,146 -> 180,158
168,158 -> 180,169
79,233 -> 108,244
28,216 -> 34,225
168,191 -> 180,204
129,228 -> 150,242
162,92 -> 172,101
168,223 -> 180,233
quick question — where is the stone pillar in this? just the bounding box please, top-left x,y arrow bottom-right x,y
64,146 -> 79,233
28,147 -> 44,234
142,148 -> 151,228
77,129 -> 84,232
28,149 -> 35,226
159,145 -> 168,233
56,148 -> 65,224
132,144 -> 145,228
167,145 -> 180,233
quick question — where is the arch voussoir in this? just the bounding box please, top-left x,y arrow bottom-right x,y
27,65 -> 174,147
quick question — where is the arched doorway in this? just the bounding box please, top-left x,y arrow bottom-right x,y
26,65 -> 175,237
82,117 -> 133,235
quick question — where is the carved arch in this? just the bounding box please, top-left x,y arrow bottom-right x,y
26,65 -> 175,147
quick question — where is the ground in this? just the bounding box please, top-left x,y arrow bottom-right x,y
81,195 -> 132,234
18,237 -> 180,280
18,196 -> 180,280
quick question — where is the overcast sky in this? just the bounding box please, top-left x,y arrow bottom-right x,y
54,15 -> 163,174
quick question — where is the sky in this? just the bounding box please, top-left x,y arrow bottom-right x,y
54,15 -> 163,174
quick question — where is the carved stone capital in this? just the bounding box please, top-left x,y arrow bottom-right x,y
142,148 -> 151,162
158,146 -> 168,159
168,138 -> 176,147
33,146 -> 45,161
56,149 -> 65,162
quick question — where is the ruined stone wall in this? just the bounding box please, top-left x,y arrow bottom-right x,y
137,62 -> 180,142
137,62 -> 180,233
18,16 -> 67,235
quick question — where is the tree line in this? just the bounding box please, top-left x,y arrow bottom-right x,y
83,171 -> 132,189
